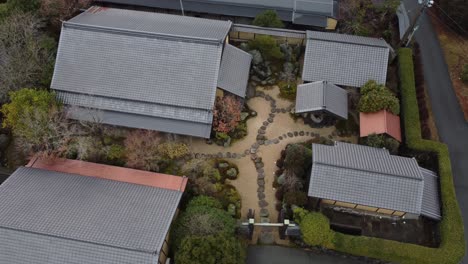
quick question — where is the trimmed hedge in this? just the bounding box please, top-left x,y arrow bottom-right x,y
328,48 -> 465,264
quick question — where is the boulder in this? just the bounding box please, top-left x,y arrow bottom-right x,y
248,50 -> 263,65
260,208 -> 269,217
277,174 -> 286,185
241,112 -> 249,121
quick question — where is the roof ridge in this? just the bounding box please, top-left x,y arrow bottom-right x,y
314,161 -> 424,181
63,21 -> 224,45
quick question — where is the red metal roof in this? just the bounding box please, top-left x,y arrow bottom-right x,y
359,110 -> 402,142
27,157 -> 187,192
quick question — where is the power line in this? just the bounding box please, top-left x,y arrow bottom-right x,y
431,3 -> 468,36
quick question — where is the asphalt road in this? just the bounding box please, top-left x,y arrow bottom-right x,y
246,246 -> 366,264
403,0 -> 468,262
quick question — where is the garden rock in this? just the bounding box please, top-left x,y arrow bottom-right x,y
239,42 -> 249,51
241,112 -> 249,121
258,173 -> 265,179
258,187 -> 265,192
287,132 -> 293,137
259,200 -> 269,207
260,208 -> 269,217
249,50 -> 263,65
218,162 -> 229,169
250,111 -> 257,117
226,168 -> 238,179
255,162 -> 264,169
277,174 -> 286,185
258,192 -> 265,199
257,179 -> 265,186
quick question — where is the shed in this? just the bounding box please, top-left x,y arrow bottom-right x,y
295,81 -> 348,119
360,110 -> 402,142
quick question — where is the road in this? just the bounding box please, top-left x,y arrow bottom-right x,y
246,246 -> 366,264
404,0 -> 468,263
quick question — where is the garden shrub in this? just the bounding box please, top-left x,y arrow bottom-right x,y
360,133 -> 399,154
335,115 -> 358,137
188,195 -> 223,209
283,144 -> 312,179
278,80 -> 297,100
157,142 -> 190,159
293,208 -> 334,248
252,10 -> 284,28
284,191 -> 307,207
213,95 -> 242,134
124,129 -> 162,171
248,35 -> 284,61
105,144 -> 125,165
203,167 -> 222,183
357,80 -> 400,115
461,64 -> 468,84
175,233 -> 246,264
229,121 -> 248,140
170,197 -> 237,252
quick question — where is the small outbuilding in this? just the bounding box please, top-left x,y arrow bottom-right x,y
0,157 -> 187,264
308,142 -> 441,221
360,110 -> 402,142
295,80 -> 348,119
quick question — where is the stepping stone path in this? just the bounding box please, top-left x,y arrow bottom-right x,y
192,90 -> 338,221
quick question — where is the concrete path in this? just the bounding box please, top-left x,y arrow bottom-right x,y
246,246 -> 367,264
403,0 -> 468,262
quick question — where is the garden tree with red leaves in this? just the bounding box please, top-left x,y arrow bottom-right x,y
40,0 -> 91,31
212,94 -> 242,133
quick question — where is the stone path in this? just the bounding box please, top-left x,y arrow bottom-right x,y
192,88 -> 355,229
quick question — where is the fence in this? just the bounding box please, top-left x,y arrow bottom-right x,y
229,24 -> 306,46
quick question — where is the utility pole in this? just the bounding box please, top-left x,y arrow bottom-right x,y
179,0 -> 185,16
399,0 -> 434,47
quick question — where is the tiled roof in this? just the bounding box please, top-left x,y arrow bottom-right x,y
360,110 -> 402,142
309,142 -> 441,219
51,7 -> 235,138
231,24 -> 306,39
295,81 -> 348,119
420,168 -> 442,220
218,44 -> 252,97
302,31 -> 390,87
0,166 -> 184,263
97,0 -> 336,27
27,157 -> 188,191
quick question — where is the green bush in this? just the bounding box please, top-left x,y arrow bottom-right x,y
335,115 -> 358,136
284,191 -> 307,206
105,144 -> 125,164
294,208 -> 334,247
358,80 -> 400,115
188,195 -> 223,209
175,233 -> 246,264
278,81 -> 297,100
461,64 -> 468,84
252,10 -> 284,28
248,35 -> 284,61
171,201 -> 236,252
360,133 -> 399,154
284,144 -> 312,179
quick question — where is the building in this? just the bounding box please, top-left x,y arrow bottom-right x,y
302,31 -> 390,87
308,142 -> 441,220
51,6 -> 252,138
295,80 -> 348,119
0,157 -> 187,264
96,0 -> 339,30
360,110 -> 402,142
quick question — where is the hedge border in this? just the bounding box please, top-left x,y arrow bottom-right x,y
327,48 -> 465,264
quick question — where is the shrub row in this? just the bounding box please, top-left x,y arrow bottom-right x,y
329,48 -> 465,264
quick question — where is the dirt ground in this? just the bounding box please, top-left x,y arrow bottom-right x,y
430,14 -> 468,120
191,86 -> 357,238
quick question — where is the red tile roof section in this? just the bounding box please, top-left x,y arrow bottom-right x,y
27,157 -> 187,192
359,110 -> 402,142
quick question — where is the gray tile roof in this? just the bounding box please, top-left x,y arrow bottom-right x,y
97,0 -> 337,27
218,44 -> 252,97
52,7 -> 246,138
295,81 -> 348,119
420,168 -> 442,220
0,167 -> 183,263
309,142 -> 441,220
302,31 -> 390,87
